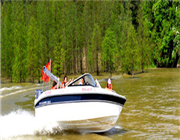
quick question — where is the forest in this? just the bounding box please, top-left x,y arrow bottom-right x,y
1,0 -> 180,82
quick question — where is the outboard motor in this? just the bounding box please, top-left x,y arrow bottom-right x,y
35,89 -> 43,99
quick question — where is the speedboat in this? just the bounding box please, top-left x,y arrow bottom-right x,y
34,73 -> 126,133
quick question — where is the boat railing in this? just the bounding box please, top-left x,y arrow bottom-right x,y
35,89 -> 43,99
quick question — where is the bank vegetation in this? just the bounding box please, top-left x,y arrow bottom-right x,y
1,1 -> 180,82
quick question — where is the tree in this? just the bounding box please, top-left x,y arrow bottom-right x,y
122,24 -> 139,78
173,2 -> 180,65
112,1 -> 124,72
0,4 -> 6,78
121,2 -> 139,78
102,28 -> 117,77
12,1 -> 27,82
75,1 -> 84,74
130,0 -> 141,30
82,1 -> 92,73
152,0 -> 179,67
53,1 -> 63,77
137,1 -> 152,72
27,16 -> 39,82
88,23 -> 102,75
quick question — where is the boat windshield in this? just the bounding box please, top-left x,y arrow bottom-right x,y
68,74 -> 96,87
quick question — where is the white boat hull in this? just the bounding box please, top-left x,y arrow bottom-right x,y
34,73 -> 126,133
35,101 -> 122,132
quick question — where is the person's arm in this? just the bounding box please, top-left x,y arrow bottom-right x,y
54,85 -> 57,89
66,79 -> 72,86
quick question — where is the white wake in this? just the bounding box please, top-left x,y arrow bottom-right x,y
0,86 -> 22,93
0,110 -> 63,139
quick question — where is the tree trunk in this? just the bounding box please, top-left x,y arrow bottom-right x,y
132,64 -> 134,78
142,62 -> 144,73
96,47 -> 99,76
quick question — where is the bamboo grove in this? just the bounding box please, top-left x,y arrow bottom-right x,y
1,1 -> 180,82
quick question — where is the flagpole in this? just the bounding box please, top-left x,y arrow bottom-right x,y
42,80 -> 44,91
42,67 -> 44,92
46,78 -> 47,91
50,58 -> 51,72
49,58 -> 51,90
42,59 -> 51,91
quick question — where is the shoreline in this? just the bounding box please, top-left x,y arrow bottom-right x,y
1,67 -> 179,84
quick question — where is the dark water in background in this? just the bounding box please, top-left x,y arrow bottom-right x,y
0,68 -> 180,140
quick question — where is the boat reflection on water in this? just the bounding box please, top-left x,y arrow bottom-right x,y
34,73 -> 126,133
14,133 -> 115,140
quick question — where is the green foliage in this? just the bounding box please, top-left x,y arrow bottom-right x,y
173,2 -> 180,64
12,1 -> 27,82
121,23 -> 139,76
102,28 -> 117,75
120,2 -> 139,77
0,5 -> 5,80
1,1 -> 179,82
137,1 -> 152,72
88,23 -> 101,75
27,15 -> 40,82
151,0 -> 179,67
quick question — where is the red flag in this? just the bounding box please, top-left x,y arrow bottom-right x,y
42,60 -> 51,83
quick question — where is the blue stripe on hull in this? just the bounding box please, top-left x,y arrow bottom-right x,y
35,93 -> 126,108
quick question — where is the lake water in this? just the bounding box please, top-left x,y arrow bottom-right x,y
0,68 -> 180,140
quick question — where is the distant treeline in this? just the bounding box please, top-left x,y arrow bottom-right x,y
1,1 -> 180,82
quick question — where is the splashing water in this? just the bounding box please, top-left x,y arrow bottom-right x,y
0,86 -> 22,93
0,110 -> 63,139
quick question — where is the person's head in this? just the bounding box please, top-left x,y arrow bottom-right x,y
81,78 -> 84,83
64,75 -> 67,82
79,78 -> 84,85
53,81 -> 57,87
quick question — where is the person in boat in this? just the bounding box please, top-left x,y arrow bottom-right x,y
62,75 -> 68,88
62,75 -> 74,88
78,77 -> 85,85
51,77 -> 61,90
106,78 -> 113,91
51,81 -> 57,90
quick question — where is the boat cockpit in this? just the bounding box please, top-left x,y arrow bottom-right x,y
67,73 -> 96,87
